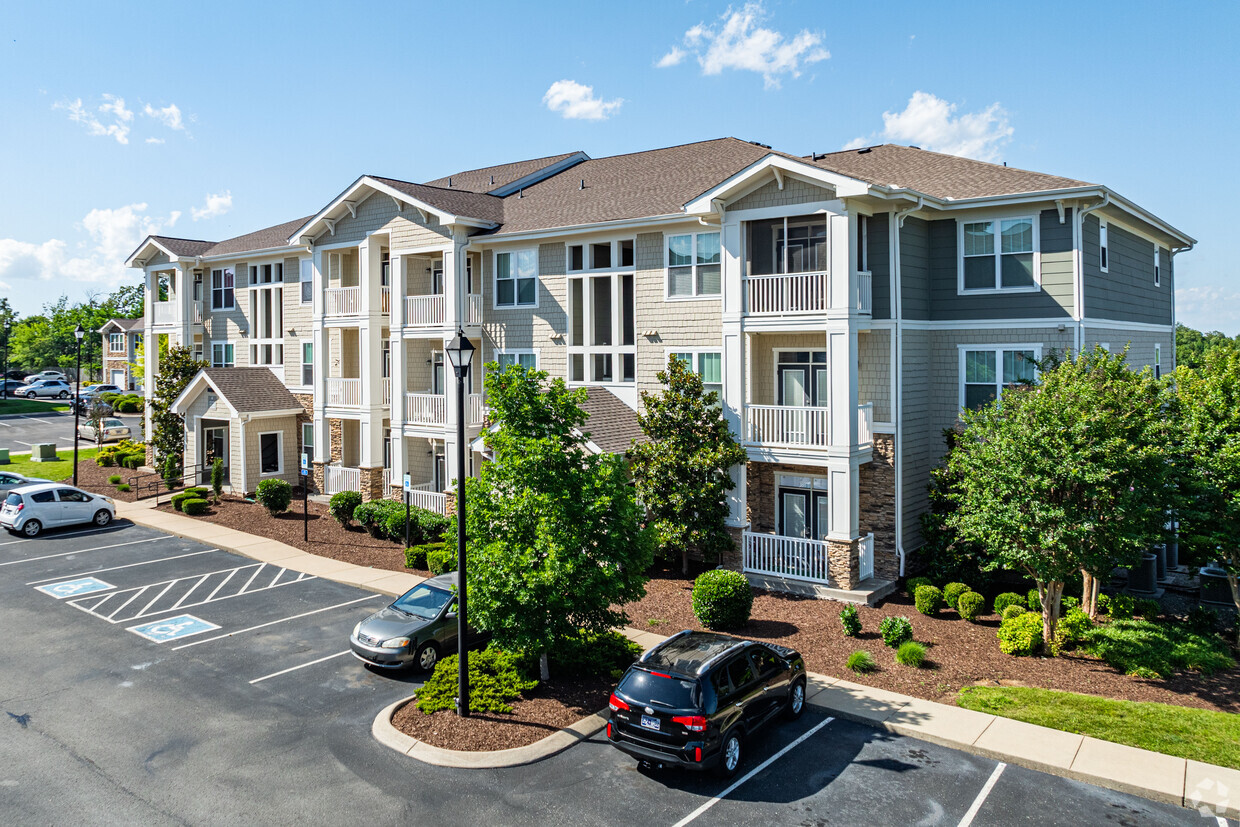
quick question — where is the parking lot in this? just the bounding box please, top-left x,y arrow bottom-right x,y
0,522 -> 1219,825
0,410 -> 143,453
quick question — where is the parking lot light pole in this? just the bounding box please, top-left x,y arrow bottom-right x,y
445,328 -> 474,718
2,319 -> 10,400
72,324 -> 84,487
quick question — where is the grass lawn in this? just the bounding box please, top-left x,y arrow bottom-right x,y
957,685 -> 1240,769
0,398 -> 70,415
3,448 -> 99,482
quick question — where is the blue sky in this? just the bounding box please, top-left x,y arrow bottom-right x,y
2,1 -> 1236,330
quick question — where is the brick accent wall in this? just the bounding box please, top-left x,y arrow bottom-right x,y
859,434 -> 898,581
828,538 -> 860,590
359,466 -> 386,502
329,418 -> 343,463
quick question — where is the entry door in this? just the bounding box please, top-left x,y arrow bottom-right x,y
779,487 -> 829,540
432,354 -> 444,395
433,453 -> 446,491
432,266 -> 444,296
203,427 -> 227,469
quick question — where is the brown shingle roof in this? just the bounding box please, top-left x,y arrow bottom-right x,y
150,236 -> 214,257
368,177 -> 506,225
422,152 -> 584,193
203,367 -> 302,414
810,144 -> 1093,200
579,387 -> 647,455
205,216 -> 315,256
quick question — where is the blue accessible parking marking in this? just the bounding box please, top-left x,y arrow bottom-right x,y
128,614 -> 220,643
36,577 -> 115,599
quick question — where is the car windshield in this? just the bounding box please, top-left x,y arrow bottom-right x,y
391,585 -> 453,619
4,493 -> 20,506
618,668 -> 701,710
104,419 -> 125,427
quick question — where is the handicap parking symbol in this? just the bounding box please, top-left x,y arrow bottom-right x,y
128,615 -> 220,643
36,577 -> 115,599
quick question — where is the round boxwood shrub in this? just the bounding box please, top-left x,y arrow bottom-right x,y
914,585 -> 945,616
1026,588 -> 1042,612
329,490 -> 362,526
1052,607 -> 1093,653
170,491 -> 195,511
943,582 -> 969,610
181,497 -> 209,516
691,570 -> 753,630
1001,604 -> 1027,621
839,604 -> 862,637
846,650 -> 876,674
116,483 -> 131,492
957,590 -> 985,622
107,474 -> 122,485
997,611 -> 1044,656
905,576 -> 933,597
427,544 -> 457,575
879,615 -> 913,648
255,478 -> 292,515
992,592 -> 1024,616
896,640 -> 927,667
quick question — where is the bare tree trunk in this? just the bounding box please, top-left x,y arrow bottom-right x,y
540,651 -> 550,682
1038,580 -> 1063,655
1080,570 -> 1094,618
1228,572 -> 1240,647
681,548 -> 689,576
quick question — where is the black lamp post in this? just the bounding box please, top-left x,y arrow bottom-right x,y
72,324 -> 84,487
444,327 -> 475,717
1,319 -> 10,401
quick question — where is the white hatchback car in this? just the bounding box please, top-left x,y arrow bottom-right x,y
0,483 -> 115,537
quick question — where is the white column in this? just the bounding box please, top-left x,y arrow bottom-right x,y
389,253 -> 408,486
720,217 -> 748,527
311,248 -> 328,464
359,239 -> 386,468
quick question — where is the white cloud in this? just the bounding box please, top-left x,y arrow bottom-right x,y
1175,286 -> 1240,331
845,91 -> 1014,162
542,80 -> 623,121
192,191 -> 233,221
659,2 -> 829,89
145,137 -> 165,145
142,102 -> 184,131
55,94 -> 134,144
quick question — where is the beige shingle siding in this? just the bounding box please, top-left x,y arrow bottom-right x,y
859,329 -> 891,422
1083,330 -> 1174,374
206,260 -> 250,366
323,192 -> 405,246
1081,215 -> 1173,325
282,256 -> 311,388
748,333 -> 827,406
729,177 -> 834,212
480,242 -> 568,389
635,232 -> 721,396
383,213 -> 451,249
404,339 -> 435,394
247,416 -> 300,486
146,251 -> 171,267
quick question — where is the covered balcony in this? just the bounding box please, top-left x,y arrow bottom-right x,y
403,392 -> 484,427
744,403 -> 873,450
741,214 -> 871,317
741,532 -> 874,587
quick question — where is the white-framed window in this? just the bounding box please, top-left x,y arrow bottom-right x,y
211,343 -> 235,367
568,239 -> 635,273
211,268 -> 235,310
959,217 -> 1038,292
1154,246 -> 1161,287
1099,220 -> 1109,272
300,340 -> 313,387
959,345 -> 1041,410
1155,343 -> 1162,380
568,270 -> 636,384
856,214 -> 869,273
495,249 -> 538,308
108,333 -> 124,352
258,431 -> 282,476
301,422 -> 314,461
300,259 -> 313,304
496,350 -> 538,371
381,340 -> 391,379
192,344 -> 203,363
667,231 -> 721,298
668,349 -> 723,399
249,263 -> 283,285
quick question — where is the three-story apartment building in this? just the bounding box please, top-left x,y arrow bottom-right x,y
126,138 -> 1193,601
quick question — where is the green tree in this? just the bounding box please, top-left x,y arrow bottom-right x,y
149,345 -> 208,471
1173,347 -> 1240,638
944,347 -> 1171,650
460,363 -> 654,680
110,284 -> 145,319
629,355 -> 748,574
1176,322 -> 1238,371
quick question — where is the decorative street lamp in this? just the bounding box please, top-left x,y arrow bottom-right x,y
72,324 -> 84,487
444,327 -> 475,717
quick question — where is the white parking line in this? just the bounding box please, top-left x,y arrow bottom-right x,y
25,550 -> 221,585
14,440 -> 35,446
171,595 -> 383,650
671,715 -> 835,827
0,524 -> 129,547
19,415 -> 54,425
957,762 -> 1006,827
248,650 -> 351,685
0,536 -> 161,567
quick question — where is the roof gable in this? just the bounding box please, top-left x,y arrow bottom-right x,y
170,367 -> 303,417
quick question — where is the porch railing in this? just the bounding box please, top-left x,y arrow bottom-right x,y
742,531 -> 832,585
745,405 -> 829,447
326,377 -> 361,407
409,482 -> 447,515
382,377 -> 391,407
466,293 -> 484,325
404,295 -> 444,327
404,392 -> 445,425
858,532 -> 875,582
745,272 -> 829,315
152,301 -> 176,325
380,286 -> 391,315
858,402 -> 873,448
857,271 -> 873,314
324,465 -> 361,495
325,286 -> 361,316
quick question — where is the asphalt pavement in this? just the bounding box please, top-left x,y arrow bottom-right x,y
0,522 -> 1219,826
0,410 -> 142,453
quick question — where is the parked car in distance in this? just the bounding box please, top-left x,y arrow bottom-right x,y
78,417 -> 132,443
606,631 -> 806,778
1,483 -> 115,537
74,384 -> 122,413
0,472 -> 52,493
0,379 -> 26,396
17,379 -> 73,399
349,572 -> 483,671
23,370 -> 68,384
4,370 -> 27,381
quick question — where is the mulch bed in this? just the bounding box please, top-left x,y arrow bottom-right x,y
75,459 -> 161,502
391,677 -> 611,751
621,567 -> 1240,714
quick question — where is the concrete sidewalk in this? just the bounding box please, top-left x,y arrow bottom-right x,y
117,500 -> 1237,819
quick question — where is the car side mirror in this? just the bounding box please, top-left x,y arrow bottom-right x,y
445,611 -> 457,620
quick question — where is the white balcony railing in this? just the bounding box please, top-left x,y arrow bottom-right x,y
404,295 -> 444,327
466,293 -> 484,325
382,377 -> 391,406
324,465 -> 361,495
745,272 -> 828,315
742,531 -> 832,585
326,377 -> 362,407
858,402 -> 873,448
325,286 -> 361,316
404,392 -> 485,427
857,271 -> 873,314
152,301 -> 176,325
858,532 -> 875,582
381,286 -> 391,315
746,405 -> 829,448
410,482 -> 447,515
469,393 -> 484,425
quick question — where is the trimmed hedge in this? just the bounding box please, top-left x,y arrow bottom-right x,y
905,576 -> 933,596
122,454 -> 143,469
415,648 -> 537,715
1002,604 -> 1028,621
329,490 -> 362,526
427,544 -> 457,575
182,498 -> 209,516
691,570 -> 753,630
405,542 -> 443,570
993,592 -> 1024,616
255,479 -> 292,515
957,590 -> 985,622
914,585 -> 945,616
170,492 -> 194,512
943,582 -> 970,610
998,611 -> 1044,656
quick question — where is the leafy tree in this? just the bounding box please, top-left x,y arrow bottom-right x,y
460,363 -> 654,681
110,284 -> 145,319
944,347 -> 1171,650
149,344 -> 208,471
1176,322 -> 1239,371
629,356 -> 748,574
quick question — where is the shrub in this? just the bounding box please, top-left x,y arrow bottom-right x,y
416,509 -> 450,543
107,474 -> 122,485
384,506 -> 412,545
839,605 -> 862,637
943,582 -> 970,610
1053,607 -> 1094,653
992,593 -> 1024,616
353,501 -> 383,536
1096,593 -> 1112,616
544,631 -> 642,680
181,497 -> 209,516
170,492 -> 194,511
914,585 -> 945,616
879,615 -> 914,648
1084,618 -> 1235,678
896,641 -> 927,667
1002,604 -> 1027,621
184,487 -> 208,498
957,591 -> 985,622
210,458 -> 224,502
1135,598 -> 1162,619
255,479 -> 292,515
997,612 -> 1044,656
846,650 -> 876,673
1109,594 -> 1136,620
116,483 -> 131,492
97,453 -> 115,467
691,570 -> 753,630
905,576 -> 933,596
1061,596 -> 1080,613
1027,589 -> 1042,612
123,454 -> 144,469
414,648 -> 538,715
162,454 -> 179,490
1187,606 -> 1219,635
329,490 -> 362,526
427,544 -> 457,575
404,542 -> 442,570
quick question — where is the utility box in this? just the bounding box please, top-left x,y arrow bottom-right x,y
1199,566 -> 1233,606
0,449 -> 8,464
30,443 -> 57,462
1126,553 -> 1161,597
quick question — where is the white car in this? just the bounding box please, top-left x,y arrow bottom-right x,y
0,472 -> 52,493
78,417 -> 132,443
0,483 -> 115,537
23,370 -> 68,384
17,379 -> 73,399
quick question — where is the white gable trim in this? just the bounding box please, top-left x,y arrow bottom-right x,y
684,154 -> 870,214
125,236 -> 196,268
170,371 -> 238,418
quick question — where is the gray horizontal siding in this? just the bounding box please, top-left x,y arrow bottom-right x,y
868,211 -> 891,320
1082,215 -> 1172,325
899,217 -> 931,321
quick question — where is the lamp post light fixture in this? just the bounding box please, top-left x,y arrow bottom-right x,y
444,327 -> 475,717
72,324 -> 85,487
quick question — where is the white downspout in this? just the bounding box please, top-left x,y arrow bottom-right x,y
1075,194 -> 1110,352
892,197 -> 922,577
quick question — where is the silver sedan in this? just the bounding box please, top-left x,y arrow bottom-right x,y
78,417 -> 133,443
0,472 -> 52,493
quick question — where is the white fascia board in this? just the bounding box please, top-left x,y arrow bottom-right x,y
196,245 -> 304,264
238,408 -> 305,421
125,236 -> 185,268
471,213 -> 694,247
169,371 -> 237,417
684,154 -> 871,214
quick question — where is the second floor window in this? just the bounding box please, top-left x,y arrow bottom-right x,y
211,268 -> 235,309
108,333 -> 124,352
961,346 -> 1038,410
670,351 -> 723,399
496,351 -> 537,371
667,231 -> 721,297
211,343 -> 235,368
495,250 -> 537,307
961,218 -> 1037,291
300,259 -> 313,303
301,341 -> 313,386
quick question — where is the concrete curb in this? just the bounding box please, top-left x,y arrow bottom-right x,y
372,695 -> 609,769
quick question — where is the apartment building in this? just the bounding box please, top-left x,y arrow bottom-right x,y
125,138 -> 1193,601
98,318 -> 144,391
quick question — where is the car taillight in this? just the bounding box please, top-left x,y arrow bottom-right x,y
608,693 -> 630,712
606,722 -> 612,738
672,715 -> 707,732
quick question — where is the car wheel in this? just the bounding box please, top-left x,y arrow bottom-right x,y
716,730 -> 744,778
21,520 -> 42,538
93,509 -> 113,527
414,642 -> 439,672
58,390 -> 69,399
26,391 -> 36,399
785,678 -> 806,720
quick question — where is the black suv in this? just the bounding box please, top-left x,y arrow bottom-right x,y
606,630 -> 806,777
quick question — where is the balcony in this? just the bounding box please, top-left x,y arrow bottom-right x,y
466,293 -> 483,325
404,295 -> 444,328
404,392 -> 485,427
325,286 -> 361,317
382,377 -> 391,406
744,403 -> 874,450
326,378 -> 362,407
381,286 -> 391,315
743,271 -> 872,316
152,301 -> 176,326
742,531 -> 876,586
410,482 -> 447,514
